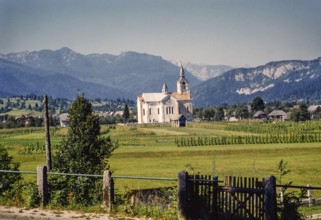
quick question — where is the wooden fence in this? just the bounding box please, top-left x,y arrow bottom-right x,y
7,168 -> 318,220
178,171 -> 277,220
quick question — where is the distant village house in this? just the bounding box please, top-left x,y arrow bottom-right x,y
253,111 -> 267,120
268,110 -> 288,121
308,105 -> 321,119
15,115 -> 35,126
59,113 -> 69,127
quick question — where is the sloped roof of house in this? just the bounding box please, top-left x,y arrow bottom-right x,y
59,113 -> 69,121
114,111 -> 123,116
253,110 -> 266,118
268,110 -> 287,117
308,105 -> 321,113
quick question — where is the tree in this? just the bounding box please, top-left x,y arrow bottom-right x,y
298,103 -> 310,121
275,160 -> 305,220
51,94 -> 117,206
214,107 -> 225,121
203,108 -> 214,121
251,96 -> 265,114
0,145 -> 22,199
236,105 -> 250,119
290,103 -> 310,122
123,103 -> 130,123
193,108 -> 203,119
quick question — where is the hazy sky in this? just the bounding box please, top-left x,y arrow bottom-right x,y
1,0 -> 321,66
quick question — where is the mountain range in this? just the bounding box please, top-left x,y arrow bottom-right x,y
0,48 -> 201,100
170,60 -> 232,81
192,57 -> 321,106
1,47 -> 321,107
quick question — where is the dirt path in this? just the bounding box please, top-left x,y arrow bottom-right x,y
0,206 -> 146,220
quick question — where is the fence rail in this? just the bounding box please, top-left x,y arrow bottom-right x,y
2,168 -> 321,219
0,169 -> 177,180
0,169 -> 36,174
277,184 -> 321,190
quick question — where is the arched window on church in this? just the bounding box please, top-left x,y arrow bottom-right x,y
182,82 -> 186,90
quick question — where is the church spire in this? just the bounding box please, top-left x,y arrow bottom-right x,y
162,83 -> 168,94
179,63 -> 185,78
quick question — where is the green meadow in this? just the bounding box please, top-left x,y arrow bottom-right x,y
1,121 -> 321,196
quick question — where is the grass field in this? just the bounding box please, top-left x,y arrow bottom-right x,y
1,121 -> 321,197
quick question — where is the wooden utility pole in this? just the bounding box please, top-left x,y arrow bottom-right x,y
44,95 -> 52,171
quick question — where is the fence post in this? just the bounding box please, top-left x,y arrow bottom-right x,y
307,184 -> 313,206
264,176 -> 277,220
280,187 -> 285,203
178,171 -> 188,220
103,170 -> 114,212
37,165 -> 48,206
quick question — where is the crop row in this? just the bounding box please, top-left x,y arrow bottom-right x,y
225,121 -> 321,135
17,142 -> 59,155
175,133 -> 321,147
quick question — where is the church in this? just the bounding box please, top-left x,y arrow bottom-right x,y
137,65 -> 193,124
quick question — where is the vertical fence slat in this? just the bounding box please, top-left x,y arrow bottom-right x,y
265,176 -> 277,220
178,171 -> 188,220
256,177 -> 259,219
251,177 -> 255,218
225,176 -> 229,219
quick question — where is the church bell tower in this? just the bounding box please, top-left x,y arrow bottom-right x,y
177,64 -> 189,94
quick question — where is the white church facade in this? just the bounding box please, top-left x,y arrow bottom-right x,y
137,65 -> 193,124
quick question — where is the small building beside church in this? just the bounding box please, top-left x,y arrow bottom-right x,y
171,115 -> 187,127
137,65 -> 193,124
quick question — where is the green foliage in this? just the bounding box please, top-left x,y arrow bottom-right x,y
275,160 -> 306,220
279,189 -> 306,220
113,187 -> 178,219
26,182 -> 41,208
0,144 -> 22,198
251,96 -> 265,113
236,104 -> 250,119
290,103 -> 311,122
123,103 -> 130,123
214,107 -> 225,121
50,94 -> 117,207
275,159 -> 290,185
0,144 -> 25,206
203,108 -> 215,121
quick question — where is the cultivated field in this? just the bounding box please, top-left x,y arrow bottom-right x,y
2,120 -> 321,196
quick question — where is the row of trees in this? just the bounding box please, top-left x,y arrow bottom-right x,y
0,114 -> 60,129
193,96 -> 313,122
0,95 -> 135,124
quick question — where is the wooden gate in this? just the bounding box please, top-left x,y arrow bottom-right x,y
178,172 -> 277,220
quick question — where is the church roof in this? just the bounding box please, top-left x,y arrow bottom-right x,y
141,93 -> 168,102
171,92 -> 191,101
